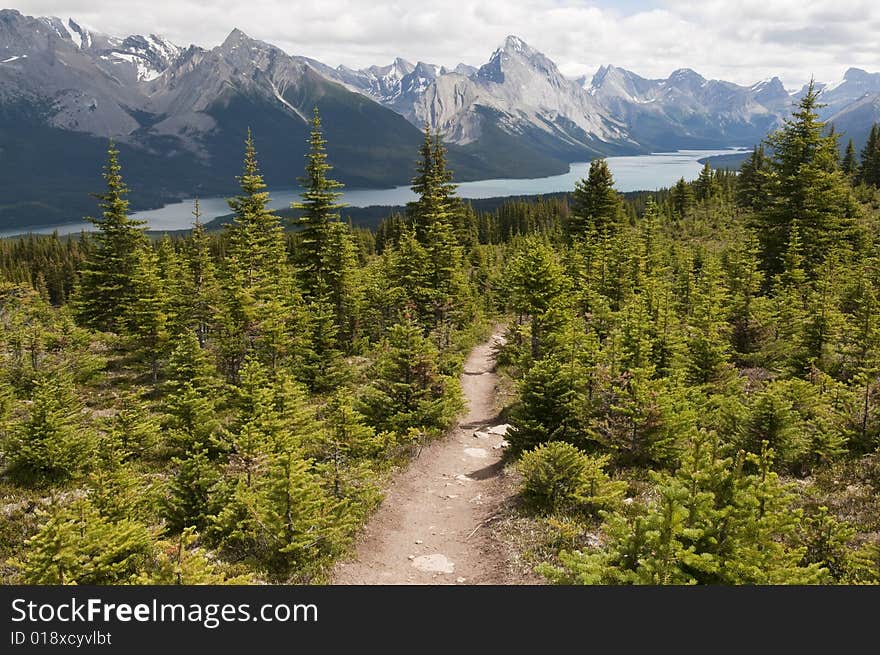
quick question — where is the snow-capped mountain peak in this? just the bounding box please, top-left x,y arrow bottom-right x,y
33,14 -> 183,82
477,35 -> 550,83
103,34 -> 183,81
666,68 -> 706,89
38,16 -> 93,49
502,34 -> 531,54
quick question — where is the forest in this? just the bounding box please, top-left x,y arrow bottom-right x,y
1,87 -> 880,585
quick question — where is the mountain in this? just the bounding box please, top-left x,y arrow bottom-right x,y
2,9 -> 879,230
409,36 -> 637,163
320,36 -> 643,179
579,65 -> 791,149
814,69 -> 880,149
330,36 -> 820,165
0,10 -> 496,228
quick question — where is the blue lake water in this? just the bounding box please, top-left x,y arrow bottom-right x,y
1,148 -> 744,237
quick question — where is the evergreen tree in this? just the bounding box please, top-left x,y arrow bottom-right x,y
507,356 -> 585,454
694,162 -> 719,201
209,359 -> 345,575
722,232 -> 764,359
74,143 -> 148,332
162,333 -> 223,454
518,442 -> 624,516
138,527 -> 250,584
686,257 -> 732,385
0,380 -> 14,431
358,317 -> 462,435
291,108 -> 345,296
723,444 -> 825,583
321,220 -> 362,349
408,127 -> 458,244
595,369 -> 693,468
156,236 -> 187,336
12,498 -> 153,584
505,238 -> 570,360
313,391 -> 385,500
755,82 -> 859,275
105,393 -> 159,460
736,145 -> 768,210
859,123 -> 880,187
5,373 -> 92,483
842,138 -> 859,179
128,244 -> 170,382
164,445 -> 219,532
737,382 -> 810,469
87,443 -> 152,523
570,159 -> 624,237
402,129 -> 465,337
184,201 -> 219,348
769,221 -> 811,373
223,358 -> 277,486
274,370 -> 321,452
851,539 -> 880,583
671,177 -> 695,219
541,434 -> 825,584
844,258 -> 880,452
298,285 -> 349,392
218,132 -> 302,378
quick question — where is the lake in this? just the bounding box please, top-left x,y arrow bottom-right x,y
1,148 -> 744,237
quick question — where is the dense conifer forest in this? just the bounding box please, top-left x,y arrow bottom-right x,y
1,87 -> 880,584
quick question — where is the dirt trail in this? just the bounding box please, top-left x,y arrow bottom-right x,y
332,330 -> 532,585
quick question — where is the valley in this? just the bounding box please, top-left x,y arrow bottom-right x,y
0,148 -> 742,236
2,8 -> 879,229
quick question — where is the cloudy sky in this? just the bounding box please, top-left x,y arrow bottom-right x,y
12,0 -> 880,88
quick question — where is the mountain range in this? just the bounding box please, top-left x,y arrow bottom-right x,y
2,8 -> 879,228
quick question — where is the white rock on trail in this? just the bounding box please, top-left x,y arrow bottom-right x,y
412,554 -> 455,574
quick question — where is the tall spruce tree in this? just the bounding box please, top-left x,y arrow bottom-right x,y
505,238 -> 570,360
860,123 -> 880,187
736,144 -> 768,210
399,127 -> 465,336
291,108 -> 345,295
755,82 -> 859,275
184,200 -> 219,348
74,143 -> 148,332
408,126 -> 458,244
842,138 -> 859,179
694,162 -> 720,200
570,159 -> 624,238
671,177 -> 695,219
128,244 -> 170,383
218,131 -> 302,378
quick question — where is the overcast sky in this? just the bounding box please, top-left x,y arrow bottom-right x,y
12,0 -> 880,88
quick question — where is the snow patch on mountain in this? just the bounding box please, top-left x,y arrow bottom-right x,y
270,81 -> 309,122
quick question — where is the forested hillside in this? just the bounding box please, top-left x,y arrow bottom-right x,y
0,111 -> 489,583
499,86 -> 880,584
1,87 -> 879,584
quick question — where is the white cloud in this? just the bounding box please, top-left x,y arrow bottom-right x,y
11,0 -> 879,87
